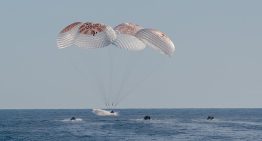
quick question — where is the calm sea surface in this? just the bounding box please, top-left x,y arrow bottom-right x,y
0,109 -> 262,141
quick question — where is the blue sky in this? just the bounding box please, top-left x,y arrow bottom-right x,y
0,0 -> 261,109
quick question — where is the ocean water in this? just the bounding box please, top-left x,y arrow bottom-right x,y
0,109 -> 262,141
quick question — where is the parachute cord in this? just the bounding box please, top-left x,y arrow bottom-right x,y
80,50 -> 109,107
113,51 -> 140,106
111,49 -> 141,107
114,69 -> 131,105
108,47 -> 114,108
114,52 -> 128,100
114,51 -> 145,106
59,49 -> 108,107
115,55 -> 170,106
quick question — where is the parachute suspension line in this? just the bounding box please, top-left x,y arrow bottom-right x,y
83,51 -> 108,107
107,47 -> 115,109
113,51 -> 141,107
114,52 -> 145,106
78,50 -> 110,108
110,50 -> 127,107
79,50 -> 109,107
60,49 -> 107,107
109,49 -> 133,108
115,55 -> 169,106
113,63 -> 130,106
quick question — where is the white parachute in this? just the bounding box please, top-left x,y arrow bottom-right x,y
113,22 -> 146,51
57,22 -> 175,54
57,22 -> 116,49
57,21 -> 175,109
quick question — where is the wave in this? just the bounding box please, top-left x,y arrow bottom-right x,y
192,118 -> 262,126
130,118 -> 177,124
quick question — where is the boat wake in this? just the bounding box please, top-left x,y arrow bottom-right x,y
61,118 -> 83,122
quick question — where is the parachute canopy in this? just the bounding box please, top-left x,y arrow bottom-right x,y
57,22 -> 175,56
57,22 -> 116,49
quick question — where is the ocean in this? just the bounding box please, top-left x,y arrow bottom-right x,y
0,109 -> 262,141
